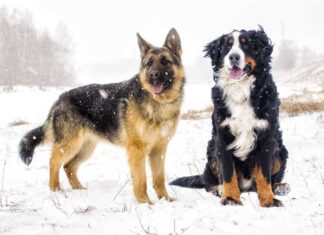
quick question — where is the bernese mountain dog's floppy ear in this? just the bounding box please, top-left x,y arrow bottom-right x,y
203,34 -> 226,71
254,26 -> 273,62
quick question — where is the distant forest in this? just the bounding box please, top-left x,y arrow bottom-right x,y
0,6 -> 322,88
0,6 -> 75,88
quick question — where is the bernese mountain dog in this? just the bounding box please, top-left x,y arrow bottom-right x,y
170,26 -> 290,207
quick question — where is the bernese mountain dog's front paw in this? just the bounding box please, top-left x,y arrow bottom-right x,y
220,197 -> 243,206
260,197 -> 283,207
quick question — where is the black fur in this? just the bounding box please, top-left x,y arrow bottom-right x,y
52,77 -> 143,142
19,126 -> 44,165
170,27 -> 288,198
169,175 -> 205,188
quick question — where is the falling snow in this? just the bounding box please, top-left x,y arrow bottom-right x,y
99,89 -> 108,99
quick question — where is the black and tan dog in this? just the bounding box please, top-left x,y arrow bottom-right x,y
19,28 -> 185,204
170,27 -> 290,207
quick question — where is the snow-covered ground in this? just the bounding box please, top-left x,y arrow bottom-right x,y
1,84 -> 324,235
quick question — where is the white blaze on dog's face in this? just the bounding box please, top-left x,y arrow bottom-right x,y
205,27 -> 272,85
224,31 -> 247,81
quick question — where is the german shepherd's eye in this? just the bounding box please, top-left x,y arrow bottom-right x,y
146,59 -> 153,67
160,56 -> 171,66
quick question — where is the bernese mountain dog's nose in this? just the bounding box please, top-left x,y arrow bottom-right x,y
229,53 -> 241,66
149,70 -> 161,79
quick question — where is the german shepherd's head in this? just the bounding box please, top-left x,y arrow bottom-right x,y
137,28 -> 185,103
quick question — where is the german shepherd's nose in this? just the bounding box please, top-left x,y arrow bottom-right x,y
149,70 -> 161,80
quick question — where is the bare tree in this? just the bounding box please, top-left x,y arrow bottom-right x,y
0,6 -> 76,89
273,40 -> 298,71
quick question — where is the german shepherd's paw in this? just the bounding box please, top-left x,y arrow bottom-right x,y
220,197 -> 242,206
72,186 -> 87,190
163,196 -> 177,202
50,184 -> 61,192
137,197 -> 154,205
273,183 -> 290,196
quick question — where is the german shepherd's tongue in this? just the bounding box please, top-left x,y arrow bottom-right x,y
152,84 -> 163,94
229,66 -> 243,80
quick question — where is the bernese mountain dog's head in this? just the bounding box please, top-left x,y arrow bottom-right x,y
204,26 -> 273,82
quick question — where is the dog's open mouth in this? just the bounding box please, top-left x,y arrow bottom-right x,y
152,82 -> 164,94
229,65 -> 252,80
229,66 -> 243,80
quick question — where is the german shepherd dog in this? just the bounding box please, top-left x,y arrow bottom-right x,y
170,27 -> 289,207
19,28 -> 185,204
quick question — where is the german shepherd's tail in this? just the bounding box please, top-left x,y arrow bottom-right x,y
19,125 -> 46,165
169,175 -> 205,188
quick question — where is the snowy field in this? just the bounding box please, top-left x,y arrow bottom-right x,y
1,84 -> 324,235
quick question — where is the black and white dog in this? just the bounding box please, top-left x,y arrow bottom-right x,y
171,27 -> 289,207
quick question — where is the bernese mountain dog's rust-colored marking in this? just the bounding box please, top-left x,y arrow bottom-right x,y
170,26 -> 290,207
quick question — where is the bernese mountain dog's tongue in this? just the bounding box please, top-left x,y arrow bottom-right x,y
229,66 -> 243,80
152,84 -> 164,94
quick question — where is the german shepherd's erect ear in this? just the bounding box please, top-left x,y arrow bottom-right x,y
137,33 -> 154,59
164,28 -> 182,58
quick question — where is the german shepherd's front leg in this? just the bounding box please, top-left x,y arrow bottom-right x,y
149,142 -> 175,202
127,143 -> 152,204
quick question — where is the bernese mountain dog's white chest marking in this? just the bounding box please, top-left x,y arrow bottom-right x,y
218,69 -> 268,161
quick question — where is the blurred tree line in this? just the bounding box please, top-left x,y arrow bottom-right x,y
0,6 -> 75,88
273,39 -> 323,72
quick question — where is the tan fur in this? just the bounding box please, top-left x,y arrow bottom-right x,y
221,170 -> 241,204
211,159 -> 220,175
48,127 -> 96,191
253,167 -> 275,207
245,56 -> 257,70
64,140 -> 96,189
271,158 -> 282,175
149,141 -> 175,201
240,37 -> 246,44
121,91 -> 181,203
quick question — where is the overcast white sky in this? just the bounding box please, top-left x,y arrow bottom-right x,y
1,0 -> 324,82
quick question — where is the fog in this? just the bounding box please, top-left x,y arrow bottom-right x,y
1,0 -> 324,84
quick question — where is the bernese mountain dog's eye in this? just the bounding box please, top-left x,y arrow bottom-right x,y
225,37 -> 234,50
241,37 -> 248,48
228,37 -> 234,45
